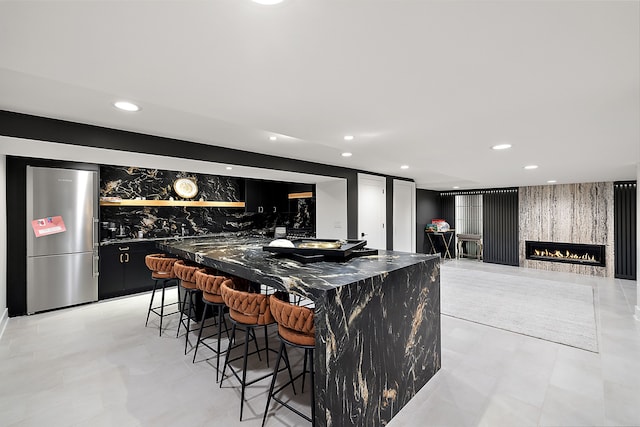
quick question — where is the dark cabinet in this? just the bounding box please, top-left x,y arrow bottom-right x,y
99,241 -> 157,299
245,179 -> 289,213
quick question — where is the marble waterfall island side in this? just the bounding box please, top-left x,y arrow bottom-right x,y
158,236 -> 441,427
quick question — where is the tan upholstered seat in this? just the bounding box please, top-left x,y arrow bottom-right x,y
219,280 -> 291,421
262,294 -> 316,426
173,259 -> 201,289
145,253 -> 178,279
221,280 -> 283,326
194,269 -> 230,304
269,294 -> 315,347
144,254 -> 180,336
173,259 -> 204,351
191,268 -> 233,377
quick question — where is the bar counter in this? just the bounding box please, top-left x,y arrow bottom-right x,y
158,236 -> 441,427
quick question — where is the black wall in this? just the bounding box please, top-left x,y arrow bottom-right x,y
416,189 -> 440,253
6,157 -> 100,316
439,189 -> 520,266
614,181 -> 637,279
482,189 -> 519,266
0,110 -> 411,244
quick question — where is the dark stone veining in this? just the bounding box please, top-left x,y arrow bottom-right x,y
99,165 -> 315,239
158,236 -> 441,427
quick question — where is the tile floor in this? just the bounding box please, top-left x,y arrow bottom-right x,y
0,259 -> 639,427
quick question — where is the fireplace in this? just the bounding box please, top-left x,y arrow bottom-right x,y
525,241 -> 606,267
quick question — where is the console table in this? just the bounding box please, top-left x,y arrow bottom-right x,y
457,233 -> 483,260
425,230 -> 455,259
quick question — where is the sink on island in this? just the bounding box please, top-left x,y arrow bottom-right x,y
158,235 -> 441,427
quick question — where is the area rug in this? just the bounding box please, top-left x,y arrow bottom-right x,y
440,265 -> 599,352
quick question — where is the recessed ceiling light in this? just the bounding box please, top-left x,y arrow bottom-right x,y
453,186 -> 460,189
344,135 -> 354,141
400,165 -> 409,169
492,143 -> 512,150
341,152 -> 352,157
547,180 -> 557,183
252,0 -> 283,5
113,101 -> 140,112
226,166 -> 233,170
524,165 -> 539,170
269,136 -> 277,141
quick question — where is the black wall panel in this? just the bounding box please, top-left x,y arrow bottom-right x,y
417,189 -> 440,253
482,189 -> 519,266
6,157 -> 100,316
614,181 -> 637,280
0,110 -> 410,242
439,195 -> 455,232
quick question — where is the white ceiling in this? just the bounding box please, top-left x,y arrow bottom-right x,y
1,0 -> 638,191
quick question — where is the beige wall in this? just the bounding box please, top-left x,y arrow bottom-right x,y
519,182 -> 614,277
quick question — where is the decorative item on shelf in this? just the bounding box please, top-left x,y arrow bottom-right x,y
173,177 -> 198,199
431,219 -> 450,232
425,223 -> 438,232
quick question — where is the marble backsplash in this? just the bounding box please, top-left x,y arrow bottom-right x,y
100,165 -> 315,239
519,182 -> 614,277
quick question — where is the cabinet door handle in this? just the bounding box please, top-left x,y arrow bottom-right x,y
119,246 -> 129,251
124,253 -> 130,263
119,254 -> 124,263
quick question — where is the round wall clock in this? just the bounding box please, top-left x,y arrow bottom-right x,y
173,178 -> 198,199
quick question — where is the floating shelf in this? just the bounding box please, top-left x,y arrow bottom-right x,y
100,199 -> 245,208
288,192 -> 314,199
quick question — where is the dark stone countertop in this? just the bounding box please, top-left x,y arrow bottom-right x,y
99,231 -> 269,246
157,235 -> 438,300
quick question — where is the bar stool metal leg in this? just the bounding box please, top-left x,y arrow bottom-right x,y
261,339 -> 312,426
145,279 -> 158,327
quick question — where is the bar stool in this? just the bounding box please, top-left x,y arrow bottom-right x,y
262,294 -> 316,426
192,268 -> 232,381
173,259 -> 203,354
220,280 -> 294,421
144,253 -> 180,336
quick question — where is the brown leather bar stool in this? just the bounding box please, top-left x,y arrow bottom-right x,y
220,280 -> 294,421
173,259 -> 203,354
262,294 -> 316,426
192,268 -> 232,381
144,253 -> 180,336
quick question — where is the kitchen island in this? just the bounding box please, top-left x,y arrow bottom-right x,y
158,236 -> 441,427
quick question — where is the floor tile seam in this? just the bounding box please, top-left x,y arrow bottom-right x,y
615,280 -> 636,315
441,313 -> 599,354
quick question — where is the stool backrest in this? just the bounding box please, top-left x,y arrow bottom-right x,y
269,294 -> 315,336
173,259 -> 202,282
221,280 -> 279,325
194,269 -> 232,296
145,253 -> 178,274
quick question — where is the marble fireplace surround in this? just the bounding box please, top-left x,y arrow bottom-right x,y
519,182 -> 614,277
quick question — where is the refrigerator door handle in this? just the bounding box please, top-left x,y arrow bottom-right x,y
93,253 -> 100,277
93,217 -> 99,249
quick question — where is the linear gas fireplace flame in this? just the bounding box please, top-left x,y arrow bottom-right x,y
526,241 -> 605,267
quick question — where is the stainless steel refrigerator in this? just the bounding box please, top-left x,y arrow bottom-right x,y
26,166 -> 99,313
